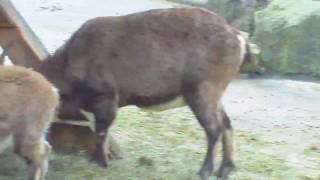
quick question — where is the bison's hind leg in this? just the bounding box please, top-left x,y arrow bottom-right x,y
183,79 -> 236,180
183,82 -> 224,180
216,105 -> 235,179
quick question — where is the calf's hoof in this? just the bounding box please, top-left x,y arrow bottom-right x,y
90,151 -> 108,168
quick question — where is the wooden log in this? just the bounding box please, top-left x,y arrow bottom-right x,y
47,121 -> 122,160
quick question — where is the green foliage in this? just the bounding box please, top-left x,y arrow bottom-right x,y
254,0 -> 320,76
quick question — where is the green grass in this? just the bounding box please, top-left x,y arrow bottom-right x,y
0,106 -> 318,180
300,145 -> 320,180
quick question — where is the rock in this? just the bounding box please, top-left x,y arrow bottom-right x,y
170,0 -> 272,34
253,0 -> 320,76
206,0 -> 255,33
207,0 -> 274,34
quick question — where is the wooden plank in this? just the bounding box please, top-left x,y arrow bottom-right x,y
48,122 -> 122,160
0,0 -> 49,63
0,28 -> 43,67
0,6 -> 15,27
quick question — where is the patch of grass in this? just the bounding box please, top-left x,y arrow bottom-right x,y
300,145 -> 320,180
304,145 -> 320,156
230,132 -> 296,179
0,106 -> 318,179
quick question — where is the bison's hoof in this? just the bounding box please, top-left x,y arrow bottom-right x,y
198,170 -> 212,180
215,163 -> 235,180
90,152 -> 108,168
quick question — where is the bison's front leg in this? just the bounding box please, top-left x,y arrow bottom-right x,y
91,93 -> 118,167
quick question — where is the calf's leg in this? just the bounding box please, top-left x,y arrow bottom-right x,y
15,136 -> 51,180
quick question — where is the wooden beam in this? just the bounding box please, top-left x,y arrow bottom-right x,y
0,28 -> 43,67
0,6 -> 15,27
0,0 -> 49,64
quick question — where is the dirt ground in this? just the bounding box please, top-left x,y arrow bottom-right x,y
2,0 -> 319,179
225,76 -> 320,175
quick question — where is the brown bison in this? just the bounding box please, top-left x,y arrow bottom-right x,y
36,7 -> 248,179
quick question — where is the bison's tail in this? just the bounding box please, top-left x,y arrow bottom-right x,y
237,34 -> 253,65
244,43 -> 252,64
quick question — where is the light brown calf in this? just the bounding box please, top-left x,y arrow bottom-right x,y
0,66 -> 58,180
